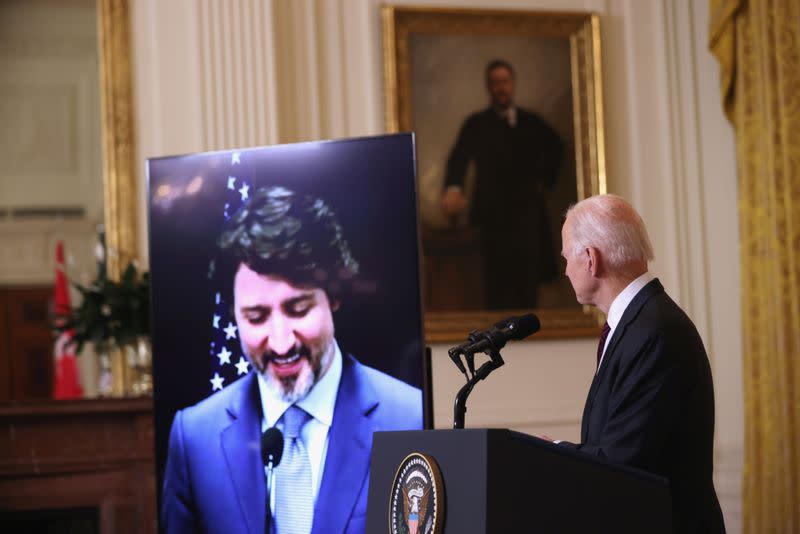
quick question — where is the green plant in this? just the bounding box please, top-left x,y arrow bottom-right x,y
58,262 -> 150,354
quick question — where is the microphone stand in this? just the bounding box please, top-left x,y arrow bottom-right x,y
261,426 -> 283,534
453,347 -> 504,429
265,461 -> 275,533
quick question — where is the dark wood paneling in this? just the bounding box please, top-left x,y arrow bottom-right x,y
1,286 -> 54,400
0,399 -> 155,534
0,291 -> 9,401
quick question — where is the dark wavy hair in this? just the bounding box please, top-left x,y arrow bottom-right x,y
210,185 -> 359,302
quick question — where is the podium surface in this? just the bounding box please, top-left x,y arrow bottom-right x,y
367,429 -> 672,534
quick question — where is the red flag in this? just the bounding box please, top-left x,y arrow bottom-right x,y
53,241 -> 83,399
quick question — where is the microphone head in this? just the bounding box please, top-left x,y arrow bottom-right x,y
506,313 -> 540,340
261,427 -> 284,467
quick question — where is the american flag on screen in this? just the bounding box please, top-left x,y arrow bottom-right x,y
207,151 -> 253,393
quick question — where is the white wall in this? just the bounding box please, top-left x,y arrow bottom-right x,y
0,0 -> 103,286
0,0 -> 105,396
131,0 -> 742,530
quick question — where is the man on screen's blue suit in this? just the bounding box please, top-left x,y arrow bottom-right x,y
161,186 -> 423,534
163,353 -> 421,534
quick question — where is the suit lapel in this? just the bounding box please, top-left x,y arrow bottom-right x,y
581,279 -> 664,441
312,355 -> 375,534
221,372 -> 265,534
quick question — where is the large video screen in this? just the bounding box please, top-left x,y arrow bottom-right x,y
148,133 -> 424,533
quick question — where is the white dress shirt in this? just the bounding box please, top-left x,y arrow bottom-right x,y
258,341 -> 343,513
499,105 -> 517,127
597,272 -> 656,372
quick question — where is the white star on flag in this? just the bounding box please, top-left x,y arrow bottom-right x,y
239,183 -> 249,201
235,357 -> 250,375
223,322 -> 238,340
210,372 -> 225,391
228,176 -> 236,190
231,152 -> 241,165
215,292 -> 221,305
212,314 -> 221,329
217,346 -> 232,365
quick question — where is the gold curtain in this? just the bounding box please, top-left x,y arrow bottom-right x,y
709,0 -> 800,531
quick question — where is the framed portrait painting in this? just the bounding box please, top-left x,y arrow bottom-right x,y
382,6 -> 607,341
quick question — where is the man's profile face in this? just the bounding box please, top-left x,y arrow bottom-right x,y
233,263 -> 337,403
561,217 -> 595,306
487,66 -> 515,109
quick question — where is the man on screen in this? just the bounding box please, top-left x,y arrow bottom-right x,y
162,186 -> 422,534
556,194 -> 725,533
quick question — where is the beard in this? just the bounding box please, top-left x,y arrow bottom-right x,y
265,355 -> 316,403
243,341 -> 333,403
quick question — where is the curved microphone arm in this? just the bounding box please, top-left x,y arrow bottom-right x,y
448,313 -> 539,428
453,348 -> 505,429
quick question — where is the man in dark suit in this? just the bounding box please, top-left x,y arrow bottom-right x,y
557,194 -> 725,533
441,59 -> 563,309
161,186 -> 422,534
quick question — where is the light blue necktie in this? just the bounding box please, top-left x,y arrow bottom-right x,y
275,405 -> 313,534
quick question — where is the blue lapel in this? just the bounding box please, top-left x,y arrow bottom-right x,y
311,354 -> 376,534
581,279 -> 664,442
220,372 -> 265,534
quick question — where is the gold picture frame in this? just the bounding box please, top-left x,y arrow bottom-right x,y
97,0 -> 137,280
382,6 -> 606,342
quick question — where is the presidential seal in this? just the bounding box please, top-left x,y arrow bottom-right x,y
389,452 -> 444,534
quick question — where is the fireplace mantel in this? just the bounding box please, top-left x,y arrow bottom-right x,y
0,398 -> 155,533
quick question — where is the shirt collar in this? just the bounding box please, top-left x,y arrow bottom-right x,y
493,105 -> 517,126
606,272 -> 656,330
257,340 -> 343,428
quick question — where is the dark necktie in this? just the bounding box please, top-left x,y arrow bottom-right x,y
596,322 -> 610,369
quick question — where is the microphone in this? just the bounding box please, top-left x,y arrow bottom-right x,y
453,313 -> 540,355
261,427 -> 284,532
261,426 -> 284,468
450,314 -> 540,429
448,347 -> 468,376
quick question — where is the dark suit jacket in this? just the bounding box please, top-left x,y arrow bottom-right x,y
161,353 -> 422,534
444,107 -> 563,282
562,279 -> 725,533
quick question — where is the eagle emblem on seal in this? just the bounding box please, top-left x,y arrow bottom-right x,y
389,453 -> 444,534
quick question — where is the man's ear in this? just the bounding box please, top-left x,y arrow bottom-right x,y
586,247 -> 601,277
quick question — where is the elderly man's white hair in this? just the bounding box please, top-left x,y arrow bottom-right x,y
565,194 -> 654,271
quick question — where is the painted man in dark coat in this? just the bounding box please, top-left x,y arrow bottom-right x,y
442,59 -> 563,309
